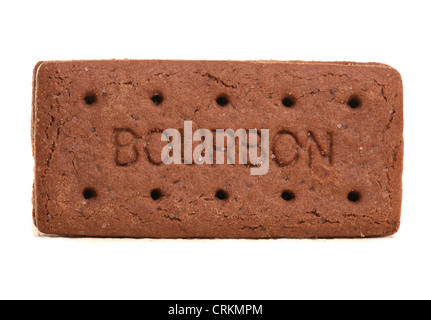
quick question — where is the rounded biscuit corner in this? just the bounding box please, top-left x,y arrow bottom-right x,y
375,62 -> 403,85
385,64 -> 403,85
33,61 -> 46,76
384,218 -> 401,237
33,61 -> 57,81
33,217 -> 51,236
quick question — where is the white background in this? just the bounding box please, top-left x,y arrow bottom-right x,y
0,0 -> 430,300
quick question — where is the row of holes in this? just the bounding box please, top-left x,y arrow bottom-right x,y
84,92 -> 362,109
83,187 -> 361,202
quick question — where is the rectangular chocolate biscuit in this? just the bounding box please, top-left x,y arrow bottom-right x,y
32,60 -> 403,237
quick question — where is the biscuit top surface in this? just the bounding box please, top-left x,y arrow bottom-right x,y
32,60 -> 403,237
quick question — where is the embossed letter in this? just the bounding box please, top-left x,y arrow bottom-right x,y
113,128 -> 139,166
306,131 -> 333,167
271,131 -> 301,167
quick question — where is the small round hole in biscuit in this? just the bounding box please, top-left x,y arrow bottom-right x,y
150,188 -> 163,200
84,93 -> 97,105
347,190 -> 361,202
215,189 -> 228,200
83,187 -> 97,199
216,95 -> 229,107
282,96 -> 295,108
347,96 -> 361,109
281,190 -> 295,201
151,93 -> 163,106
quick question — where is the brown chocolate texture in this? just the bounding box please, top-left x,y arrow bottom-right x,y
32,60 -> 403,237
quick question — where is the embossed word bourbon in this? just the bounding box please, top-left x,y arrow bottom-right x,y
112,121 -> 332,176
